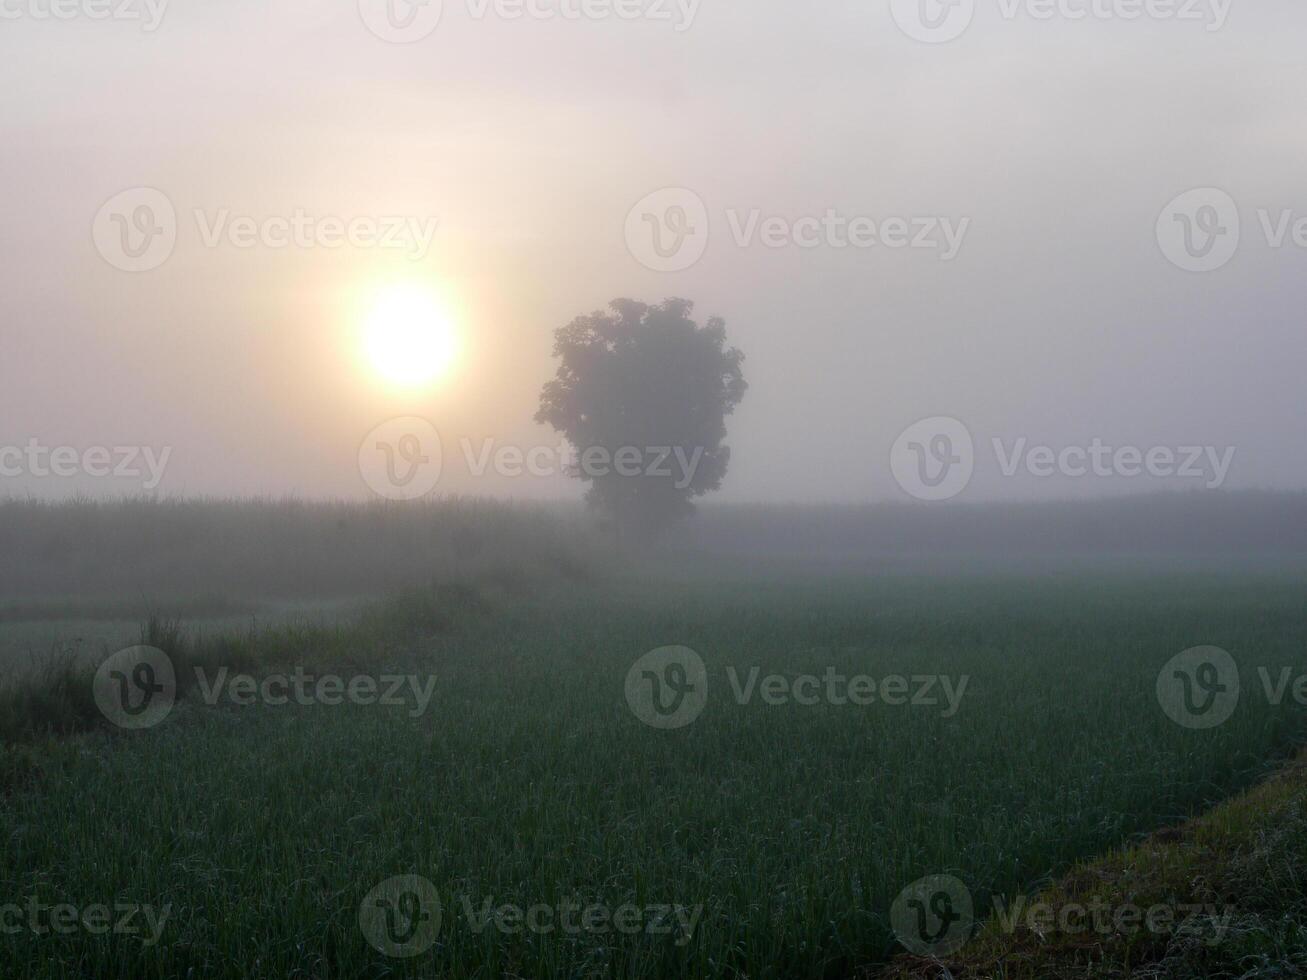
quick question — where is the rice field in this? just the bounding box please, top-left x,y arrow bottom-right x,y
1,569 -> 1304,977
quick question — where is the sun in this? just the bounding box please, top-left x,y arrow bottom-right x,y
361,283 -> 460,390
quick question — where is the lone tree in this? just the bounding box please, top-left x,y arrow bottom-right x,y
536,298 -> 747,542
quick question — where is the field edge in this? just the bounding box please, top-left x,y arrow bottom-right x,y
879,745 -> 1307,979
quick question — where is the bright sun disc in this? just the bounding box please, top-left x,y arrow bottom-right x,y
362,284 -> 459,389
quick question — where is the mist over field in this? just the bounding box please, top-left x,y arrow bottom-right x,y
3,1 -> 1307,504
3,2 -> 1307,978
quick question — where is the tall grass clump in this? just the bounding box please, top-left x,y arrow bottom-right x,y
0,646 -> 99,743
0,571 -> 524,750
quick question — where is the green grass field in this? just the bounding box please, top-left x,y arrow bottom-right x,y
2,568 -> 1304,978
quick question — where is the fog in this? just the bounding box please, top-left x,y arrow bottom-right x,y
3,0 -> 1305,503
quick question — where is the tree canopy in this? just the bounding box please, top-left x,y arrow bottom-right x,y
536,298 -> 747,541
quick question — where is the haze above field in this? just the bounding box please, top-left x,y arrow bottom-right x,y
3,1 -> 1306,502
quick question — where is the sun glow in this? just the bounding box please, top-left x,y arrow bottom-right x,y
361,283 -> 460,390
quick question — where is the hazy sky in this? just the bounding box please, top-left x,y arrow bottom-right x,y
3,0 -> 1305,503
